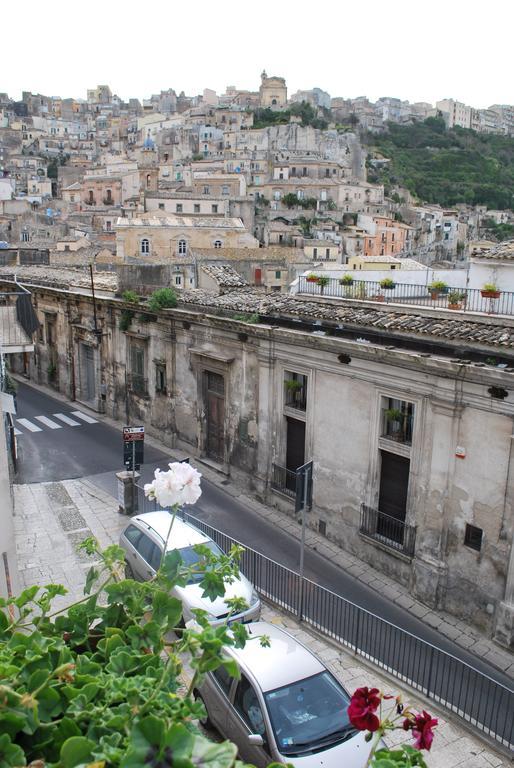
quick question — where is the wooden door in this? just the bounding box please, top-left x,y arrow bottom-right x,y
206,372 -> 225,462
285,417 -> 305,492
378,451 -> 410,544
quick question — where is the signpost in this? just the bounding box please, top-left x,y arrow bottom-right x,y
295,460 -> 313,619
122,426 -> 144,515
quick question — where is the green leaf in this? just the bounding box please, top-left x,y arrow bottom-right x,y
221,657 -> 240,681
0,609 -> 9,632
0,733 -> 26,767
60,736 -> 95,768
161,549 -> 183,582
131,715 -> 165,749
191,736 -> 237,768
13,585 -> 39,609
151,591 -> 183,628
84,566 -> 99,595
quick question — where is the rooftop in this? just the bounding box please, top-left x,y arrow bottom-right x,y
115,216 -> 246,229
201,264 -> 248,287
472,240 -> 514,261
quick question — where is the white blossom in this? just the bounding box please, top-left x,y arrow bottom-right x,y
144,462 -> 202,508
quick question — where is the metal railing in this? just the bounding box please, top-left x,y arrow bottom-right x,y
298,276 -> 514,316
132,486 -> 513,751
360,504 -> 417,557
271,462 -> 297,499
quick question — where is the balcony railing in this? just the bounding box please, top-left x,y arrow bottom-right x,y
128,373 -> 148,397
298,276 -> 514,316
84,199 -> 97,206
271,462 -> 297,499
360,504 -> 416,557
102,197 -> 114,205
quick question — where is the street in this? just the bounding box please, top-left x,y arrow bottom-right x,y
13,379 -> 513,693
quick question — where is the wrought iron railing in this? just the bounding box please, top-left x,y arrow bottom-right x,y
298,276 -> 514,316
360,504 -> 417,557
132,486 -> 514,751
271,462 -> 297,499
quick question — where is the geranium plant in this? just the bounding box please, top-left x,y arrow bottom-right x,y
348,686 -> 438,767
0,465 -> 270,767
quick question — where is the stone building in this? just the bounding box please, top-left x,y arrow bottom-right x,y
115,215 -> 259,260
259,71 -> 287,109
7,271 -> 514,648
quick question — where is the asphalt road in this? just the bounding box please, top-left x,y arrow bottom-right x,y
13,380 -> 514,703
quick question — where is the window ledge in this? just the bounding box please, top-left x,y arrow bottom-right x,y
378,436 -> 411,458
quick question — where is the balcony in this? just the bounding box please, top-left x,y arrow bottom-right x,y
360,504 -> 416,557
84,199 -> 97,206
271,462 -> 297,499
102,197 -> 114,206
0,289 -> 39,353
128,373 -> 148,397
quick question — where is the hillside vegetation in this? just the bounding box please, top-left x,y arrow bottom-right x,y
365,117 -> 514,210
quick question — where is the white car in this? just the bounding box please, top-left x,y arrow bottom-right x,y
196,621 -> 372,768
119,512 -> 261,626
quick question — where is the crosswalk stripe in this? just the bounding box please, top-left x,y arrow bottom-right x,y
71,410 -> 98,424
14,428 -> 22,436
35,415 -> 62,430
53,413 -> 81,427
17,418 -> 42,432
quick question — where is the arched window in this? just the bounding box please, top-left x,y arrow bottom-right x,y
178,239 -> 187,255
146,174 -> 151,189
141,238 -> 150,255
214,240 -> 222,249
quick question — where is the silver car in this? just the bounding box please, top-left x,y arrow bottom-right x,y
196,621 -> 371,768
119,512 -> 261,626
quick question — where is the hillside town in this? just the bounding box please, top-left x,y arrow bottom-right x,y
0,63 -> 514,766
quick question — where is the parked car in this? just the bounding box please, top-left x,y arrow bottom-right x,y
119,511 -> 260,626
196,621 -> 372,768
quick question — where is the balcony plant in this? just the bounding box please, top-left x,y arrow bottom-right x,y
380,277 -> 396,290
385,407 -> 403,437
428,280 -> 448,299
0,463 -> 270,768
481,282 -> 501,299
306,272 -> 318,283
447,290 -> 466,310
316,275 -> 330,294
339,273 -> 354,286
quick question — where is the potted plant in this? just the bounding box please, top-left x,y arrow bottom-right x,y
339,273 -> 354,286
447,290 -> 466,310
385,407 -> 403,438
316,275 -> 330,294
428,280 -> 448,299
306,273 -> 318,283
481,282 -> 501,299
379,277 -> 396,290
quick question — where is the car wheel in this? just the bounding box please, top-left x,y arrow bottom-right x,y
125,561 -> 135,579
194,690 -> 213,729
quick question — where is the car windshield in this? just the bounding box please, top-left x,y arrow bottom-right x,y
177,540 -> 225,584
264,671 -> 354,756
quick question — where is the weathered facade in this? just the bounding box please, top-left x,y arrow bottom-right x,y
8,279 -> 514,649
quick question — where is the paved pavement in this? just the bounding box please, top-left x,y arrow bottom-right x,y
13,477 -> 508,767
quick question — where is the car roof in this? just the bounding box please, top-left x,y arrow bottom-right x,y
229,621 -> 324,692
130,512 -> 210,550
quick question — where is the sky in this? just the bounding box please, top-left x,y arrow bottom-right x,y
3,0 -> 513,108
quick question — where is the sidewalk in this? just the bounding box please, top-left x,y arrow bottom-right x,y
13,477 -> 508,767
12,377 -> 514,678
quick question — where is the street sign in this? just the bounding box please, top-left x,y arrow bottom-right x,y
123,426 -> 144,470
295,460 -> 313,514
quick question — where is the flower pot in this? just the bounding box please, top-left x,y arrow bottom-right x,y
306,277 -> 317,284
448,303 -> 462,310
381,284 -> 396,291
481,290 -> 500,299
372,294 -> 385,302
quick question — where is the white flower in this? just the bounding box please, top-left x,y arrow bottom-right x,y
143,462 -> 202,508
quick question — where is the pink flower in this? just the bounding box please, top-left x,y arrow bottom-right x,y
348,687 -> 381,732
403,711 -> 438,751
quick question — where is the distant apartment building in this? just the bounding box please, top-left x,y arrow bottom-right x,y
436,98 -> 472,129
